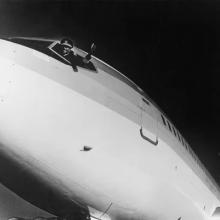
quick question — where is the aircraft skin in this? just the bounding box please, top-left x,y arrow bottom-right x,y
0,38 -> 219,220
0,182 -> 54,219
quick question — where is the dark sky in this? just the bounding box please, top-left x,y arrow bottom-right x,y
0,0 -> 220,183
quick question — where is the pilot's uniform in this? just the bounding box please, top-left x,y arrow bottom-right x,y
60,39 -> 78,72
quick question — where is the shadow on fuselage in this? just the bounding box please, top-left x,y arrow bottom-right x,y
0,143 -> 89,220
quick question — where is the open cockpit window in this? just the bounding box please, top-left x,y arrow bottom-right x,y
7,37 -> 97,73
48,41 -> 97,72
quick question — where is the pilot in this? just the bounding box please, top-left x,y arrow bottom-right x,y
60,38 -> 75,56
60,38 -> 78,71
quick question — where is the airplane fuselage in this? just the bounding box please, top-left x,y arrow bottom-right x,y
0,38 -> 219,220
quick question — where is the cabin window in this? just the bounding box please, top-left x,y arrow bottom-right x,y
182,138 -> 185,146
161,115 -> 166,126
143,98 -> 150,105
167,120 -> 172,132
172,126 -> 177,137
177,132 -> 181,142
180,136 -> 184,146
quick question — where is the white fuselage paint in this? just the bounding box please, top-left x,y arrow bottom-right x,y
0,39 -> 219,220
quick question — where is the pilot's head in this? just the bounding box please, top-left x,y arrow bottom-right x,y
60,38 -> 74,56
61,38 -> 73,48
